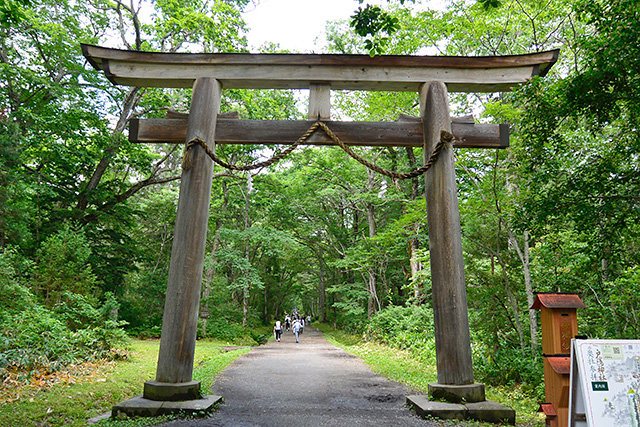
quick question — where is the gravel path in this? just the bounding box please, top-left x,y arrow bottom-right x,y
160,325 -> 442,427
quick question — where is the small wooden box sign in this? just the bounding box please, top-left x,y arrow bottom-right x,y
569,339 -> 640,427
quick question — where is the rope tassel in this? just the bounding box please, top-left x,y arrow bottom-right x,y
181,122 -> 452,179
181,138 -> 203,171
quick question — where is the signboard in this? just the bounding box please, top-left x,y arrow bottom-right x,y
569,339 -> 640,427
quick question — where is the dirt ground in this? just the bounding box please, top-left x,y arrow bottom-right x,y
160,325 -> 445,427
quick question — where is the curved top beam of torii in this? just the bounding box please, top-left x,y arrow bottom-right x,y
81,44 -> 559,93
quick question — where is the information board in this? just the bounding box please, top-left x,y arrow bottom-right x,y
569,339 -> 640,427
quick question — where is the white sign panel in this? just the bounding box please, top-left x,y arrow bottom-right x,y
569,339 -> 640,427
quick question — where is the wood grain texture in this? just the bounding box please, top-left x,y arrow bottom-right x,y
309,84 -> 331,120
421,81 -> 475,386
82,44 -> 559,93
155,78 -> 221,384
129,118 -> 508,149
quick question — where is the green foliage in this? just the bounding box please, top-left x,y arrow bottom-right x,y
571,0 -> 640,126
148,0 -> 248,52
364,305 -> 437,364
473,343 -> 544,399
602,266 -> 640,338
204,320 -> 250,343
0,0 -> 33,27
326,280 -> 369,331
34,223 -> 97,306
477,0 -> 502,10
0,291 -> 129,373
350,4 -> 399,55
0,247 -> 35,318
0,306 -> 75,372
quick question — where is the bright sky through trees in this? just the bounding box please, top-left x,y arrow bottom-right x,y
242,0 -> 370,52
242,0 -> 446,52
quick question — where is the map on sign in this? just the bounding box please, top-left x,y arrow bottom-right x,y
570,339 -> 640,427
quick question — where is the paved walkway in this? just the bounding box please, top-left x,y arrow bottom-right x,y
161,326 -> 440,427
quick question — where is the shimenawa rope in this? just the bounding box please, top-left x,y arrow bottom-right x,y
182,121 -> 453,180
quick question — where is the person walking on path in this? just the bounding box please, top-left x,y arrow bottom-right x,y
274,319 -> 282,342
292,318 -> 301,343
284,314 -> 291,331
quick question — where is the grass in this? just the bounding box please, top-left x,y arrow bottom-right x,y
0,339 -> 250,427
0,325 -> 545,426
315,323 -> 545,427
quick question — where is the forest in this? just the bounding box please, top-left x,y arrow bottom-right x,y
1,0 -> 639,402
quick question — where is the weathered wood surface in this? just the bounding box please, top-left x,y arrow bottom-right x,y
421,81 -> 475,385
82,44 -> 559,92
155,78 -> 221,384
129,118 -> 509,149
309,83 -> 331,120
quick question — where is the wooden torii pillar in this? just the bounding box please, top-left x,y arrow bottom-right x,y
82,44 -> 558,421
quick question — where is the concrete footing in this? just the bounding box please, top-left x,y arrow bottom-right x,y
111,394 -> 222,418
428,382 -> 485,403
143,380 -> 201,401
407,394 -> 515,425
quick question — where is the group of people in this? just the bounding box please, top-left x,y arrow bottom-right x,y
274,309 -> 311,343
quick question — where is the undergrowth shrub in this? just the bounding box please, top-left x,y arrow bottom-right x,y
0,290 -> 129,374
54,292 -> 128,352
0,306 -> 77,371
201,319 -> 267,345
205,320 -> 247,342
473,344 -> 545,399
0,247 -> 35,319
0,234 -> 129,376
364,305 -> 436,363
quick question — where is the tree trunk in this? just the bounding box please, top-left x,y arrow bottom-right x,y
76,87 -> 140,212
242,177 -> 251,328
405,146 -> 424,300
509,229 -> 538,352
365,169 -> 380,318
200,181 -> 230,336
318,255 -> 326,322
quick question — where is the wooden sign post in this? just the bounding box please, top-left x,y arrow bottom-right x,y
532,293 -> 586,427
82,44 -> 559,421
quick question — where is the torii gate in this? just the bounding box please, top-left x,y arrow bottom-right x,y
82,44 -> 558,422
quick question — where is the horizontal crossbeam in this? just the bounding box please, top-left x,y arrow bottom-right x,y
82,44 -> 559,93
129,118 -> 509,149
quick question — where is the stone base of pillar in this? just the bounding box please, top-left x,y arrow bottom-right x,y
111,394 -> 222,419
407,395 -> 515,425
143,380 -> 201,401
428,382 -> 486,403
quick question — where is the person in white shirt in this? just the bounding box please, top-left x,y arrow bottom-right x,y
274,319 -> 282,342
292,319 -> 301,343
